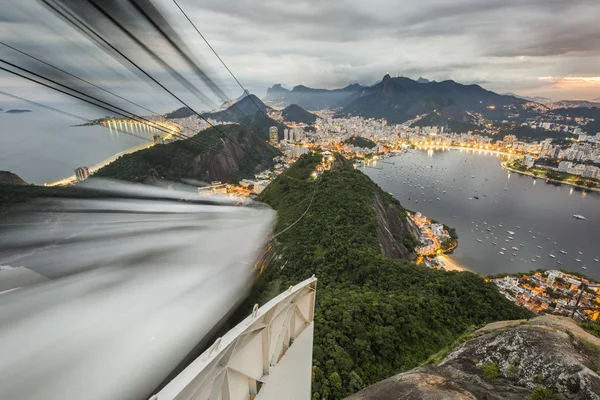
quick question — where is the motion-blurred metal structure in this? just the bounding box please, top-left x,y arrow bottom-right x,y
0,179 -> 277,400
152,276 -> 317,400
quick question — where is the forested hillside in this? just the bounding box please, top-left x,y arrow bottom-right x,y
241,153 -> 533,399
94,124 -> 280,183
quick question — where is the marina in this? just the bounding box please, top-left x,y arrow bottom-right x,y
362,149 -> 600,279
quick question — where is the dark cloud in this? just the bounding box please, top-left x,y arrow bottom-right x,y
1,0 -> 599,102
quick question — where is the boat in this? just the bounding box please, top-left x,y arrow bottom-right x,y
576,259 -> 582,262
493,242 -> 497,245
573,214 -> 586,220
499,251 -> 504,255
556,261 -> 562,265
508,236 -> 514,240
517,226 -> 521,229
549,254 -> 556,258
559,250 -> 567,255
578,251 -> 583,255
519,243 -> 524,247
507,231 -> 515,235
595,258 -> 599,262
537,245 -> 543,249
535,255 -> 541,258
512,246 -> 519,251
583,266 -> 587,270
474,196 -> 479,200
477,239 -> 483,243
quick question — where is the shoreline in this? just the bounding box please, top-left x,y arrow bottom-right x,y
436,254 -> 470,272
500,161 -> 600,194
413,144 -> 513,157
45,140 -> 160,187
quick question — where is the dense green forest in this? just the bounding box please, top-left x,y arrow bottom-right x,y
241,153 -> 533,399
94,124 -> 280,183
343,136 -> 377,149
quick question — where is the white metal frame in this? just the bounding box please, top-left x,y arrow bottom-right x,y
152,276 -> 317,400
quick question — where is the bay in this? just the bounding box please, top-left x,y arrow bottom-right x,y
362,148 -> 600,280
0,108 -> 161,185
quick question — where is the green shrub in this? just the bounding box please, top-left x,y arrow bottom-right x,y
480,362 -> 501,380
529,387 -> 556,400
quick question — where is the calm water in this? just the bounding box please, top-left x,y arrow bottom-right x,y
0,108 -> 160,184
362,149 -> 600,280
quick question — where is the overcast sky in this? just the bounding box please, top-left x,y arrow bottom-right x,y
1,0 -> 599,112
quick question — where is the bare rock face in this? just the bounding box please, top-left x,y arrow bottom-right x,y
346,316 -> 600,400
373,193 -> 420,260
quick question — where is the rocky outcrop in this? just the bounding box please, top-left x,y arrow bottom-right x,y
0,171 -> 27,185
374,193 -> 420,260
346,316 -> 600,400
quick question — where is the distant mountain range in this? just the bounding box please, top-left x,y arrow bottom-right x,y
264,83 -> 364,110
281,104 -> 318,124
336,74 -> 529,123
502,93 -> 600,109
502,93 -> 553,104
547,100 -> 600,109
264,75 -> 531,124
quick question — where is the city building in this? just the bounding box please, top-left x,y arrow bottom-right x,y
74,166 -> 90,181
558,161 -> 574,172
523,154 -> 536,168
269,126 -> 278,144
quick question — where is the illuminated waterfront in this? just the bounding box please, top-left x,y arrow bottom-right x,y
362,148 -> 600,279
0,109 -> 170,184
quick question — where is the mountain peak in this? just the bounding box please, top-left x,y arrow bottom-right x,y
382,73 -> 392,81
416,77 -> 431,84
266,84 -> 289,95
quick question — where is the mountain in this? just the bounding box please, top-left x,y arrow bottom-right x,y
337,74 -> 528,123
164,107 -> 196,119
219,90 -> 250,110
164,94 -> 270,121
94,124 -> 280,183
348,316 -> 600,400
416,77 -> 431,84
548,100 -> 600,109
0,171 -> 27,185
503,92 -> 553,104
202,94 -> 272,123
281,104 -> 318,124
231,153 -> 532,399
263,83 -> 364,110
